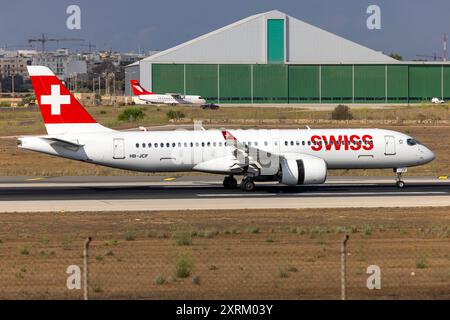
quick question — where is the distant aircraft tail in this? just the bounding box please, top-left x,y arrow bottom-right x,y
27,66 -> 113,135
130,80 -> 153,95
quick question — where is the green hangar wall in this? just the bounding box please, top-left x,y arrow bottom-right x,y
151,63 -> 450,104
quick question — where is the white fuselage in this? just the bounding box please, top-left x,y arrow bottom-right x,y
18,128 -> 435,177
133,94 -> 206,105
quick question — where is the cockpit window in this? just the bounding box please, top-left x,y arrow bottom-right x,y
407,138 -> 420,146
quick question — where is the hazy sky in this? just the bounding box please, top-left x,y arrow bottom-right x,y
1,0 -> 449,60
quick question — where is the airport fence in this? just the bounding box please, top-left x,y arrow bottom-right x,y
1,228 -> 450,300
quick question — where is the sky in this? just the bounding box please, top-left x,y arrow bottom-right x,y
1,0 -> 449,60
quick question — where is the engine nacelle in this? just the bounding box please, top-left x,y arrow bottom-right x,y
279,156 -> 327,185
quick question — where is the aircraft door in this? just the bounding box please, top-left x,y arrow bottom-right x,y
384,136 -> 396,155
113,138 -> 125,159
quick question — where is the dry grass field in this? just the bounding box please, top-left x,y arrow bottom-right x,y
1,207 -> 450,300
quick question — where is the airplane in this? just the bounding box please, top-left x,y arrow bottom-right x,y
18,66 -> 435,191
129,79 -> 206,105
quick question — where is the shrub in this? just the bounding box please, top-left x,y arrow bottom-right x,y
125,229 -> 136,241
19,246 -> 30,255
332,105 -> 353,120
118,107 -> 145,122
192,275 -> 201,285
416,256 -> 428,269
175,256 -> 193,278
21,95 -> 36,105
172,228 -> 192,246
154,275 -> 165,285
166,110 -> 185,121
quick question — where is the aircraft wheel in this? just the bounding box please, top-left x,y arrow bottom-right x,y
396,180 -> 405,189
223,176 -> 237,189
241,178 -> 256,192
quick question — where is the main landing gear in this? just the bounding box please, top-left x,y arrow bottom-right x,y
394,168 -> 407,189
240,177 -> 256,192
223,175 -> 256,191
223,176 -> 237,189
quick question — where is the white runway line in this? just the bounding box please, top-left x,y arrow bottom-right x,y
197,191 -> 448,197
1,196 -> 449,212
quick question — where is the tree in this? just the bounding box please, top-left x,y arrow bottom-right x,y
332,105 -> 353,120
117,107 -> 145,122
389,53 -> 403,61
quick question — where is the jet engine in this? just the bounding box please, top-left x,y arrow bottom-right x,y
278,156 -> 327,185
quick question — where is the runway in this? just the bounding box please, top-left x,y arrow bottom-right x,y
0,175 -> 448,212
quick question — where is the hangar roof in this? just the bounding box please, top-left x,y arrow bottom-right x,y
140,10 -> 397,64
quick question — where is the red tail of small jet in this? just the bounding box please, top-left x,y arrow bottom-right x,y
130,80 -> 153,95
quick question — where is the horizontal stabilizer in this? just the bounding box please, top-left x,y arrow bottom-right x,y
40,137 -> 85,148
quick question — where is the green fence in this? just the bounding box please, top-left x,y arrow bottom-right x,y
151,63 -> 450,104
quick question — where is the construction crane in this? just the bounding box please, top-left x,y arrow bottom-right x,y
28,33 -> 85,52
2,44 -> 34,50
74,42 -> 97,53
416,53 -> 444,61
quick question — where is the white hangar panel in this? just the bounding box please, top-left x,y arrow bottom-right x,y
146,13 -> 269,64
286,16 -> 397,64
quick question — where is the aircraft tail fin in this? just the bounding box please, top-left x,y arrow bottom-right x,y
130,80 -> 153,95
27,66 -> 113,134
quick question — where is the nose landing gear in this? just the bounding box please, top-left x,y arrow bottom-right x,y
394,168 -> 407,188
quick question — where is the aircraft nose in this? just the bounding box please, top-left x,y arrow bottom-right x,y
421,147 -> 435,163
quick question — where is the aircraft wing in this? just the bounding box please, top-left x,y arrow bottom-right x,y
221,130 -> 273,174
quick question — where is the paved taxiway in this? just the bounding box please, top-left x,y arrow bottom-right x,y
0,176 -> 448,212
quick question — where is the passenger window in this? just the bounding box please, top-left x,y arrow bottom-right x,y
254,142 -> 258,146
172,143 -> 176,147
160,143 -> 164,148
201,142 -> 205,147
154,143 -> 158,148
166,143 -> 170,148
285,141 -> 288,146
296,141 -> 300,146
308,141 -> 311,146
302,141 -> 305,146
142,143 -> 146,148
213,142 -> 216,147
264,141 -> 268,146
136,143 -> 139,148
219,142 -> 222,147
178,143 -> 181,147
196,142 -> 199,147
207,142 -> 211,147
290,141 -> 294,146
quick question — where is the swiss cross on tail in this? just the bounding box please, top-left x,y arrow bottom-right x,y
28,66 -> 96,124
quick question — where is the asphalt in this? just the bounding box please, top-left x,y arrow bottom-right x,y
0,176 -> 448,212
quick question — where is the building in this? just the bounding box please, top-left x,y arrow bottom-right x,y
0,54 -> 30,78
32,49 -> 87,80
125,10 -> 450,104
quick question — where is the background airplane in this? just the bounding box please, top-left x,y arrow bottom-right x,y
129,79 -> 206,105
18,66 -> 435,191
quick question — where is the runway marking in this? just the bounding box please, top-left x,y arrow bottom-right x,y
25,177 -> 45,181
163,177 -> 176,181
197,191 -> 448,197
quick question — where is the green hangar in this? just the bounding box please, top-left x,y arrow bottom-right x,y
125,10 -> 450,104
